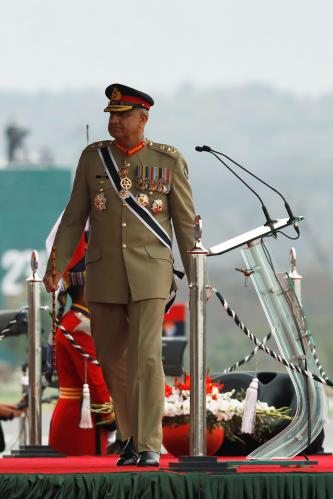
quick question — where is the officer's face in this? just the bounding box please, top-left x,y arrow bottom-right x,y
108,109 -> 148,144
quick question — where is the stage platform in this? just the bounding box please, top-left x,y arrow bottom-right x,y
1,454 -> 333,498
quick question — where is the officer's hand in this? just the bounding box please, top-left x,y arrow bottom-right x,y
43,271 -> 63,293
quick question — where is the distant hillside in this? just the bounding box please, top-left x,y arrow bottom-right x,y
1,84 -> 333,374
1,84 -> 333,268
0,84 -> 333,266
2,84 -> 333,165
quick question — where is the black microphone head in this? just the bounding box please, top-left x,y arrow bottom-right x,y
195,145 -> 212,152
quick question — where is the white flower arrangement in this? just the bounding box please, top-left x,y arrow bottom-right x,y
163,375 -> 292,442
164,385 -> 243,421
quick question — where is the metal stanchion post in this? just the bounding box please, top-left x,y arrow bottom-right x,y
168,216 -> 232,471
188,215 -> 208,456
19,372 -> 29,446
4,251 -> 66,457
26,250 -> 42,445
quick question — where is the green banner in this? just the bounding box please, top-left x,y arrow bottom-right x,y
0,169 -> 71,309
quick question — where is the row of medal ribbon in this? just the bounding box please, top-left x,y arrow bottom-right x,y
135,165 -> 171,194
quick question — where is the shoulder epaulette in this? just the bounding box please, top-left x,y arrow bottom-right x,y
146,140 -> 179,157
84,140 -> 113,152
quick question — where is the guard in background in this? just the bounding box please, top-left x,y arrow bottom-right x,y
44,83 -> 196,466
48,235 -> 114,456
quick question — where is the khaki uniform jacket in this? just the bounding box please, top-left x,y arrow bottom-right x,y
47,140 -> 196,303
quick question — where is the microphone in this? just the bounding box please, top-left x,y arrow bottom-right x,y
196,146 -> 277,233
195,145 -> 211,152
196,145 -> 300,236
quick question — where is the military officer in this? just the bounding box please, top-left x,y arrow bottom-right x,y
43,83 -> 196,467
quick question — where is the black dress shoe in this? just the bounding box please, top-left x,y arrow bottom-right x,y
116,437 -> 139,466
137,451 -> 160,467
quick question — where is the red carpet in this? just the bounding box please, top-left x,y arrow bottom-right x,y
0,454 -> 332,474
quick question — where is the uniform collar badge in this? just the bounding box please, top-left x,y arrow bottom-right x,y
114,139 -> 146,157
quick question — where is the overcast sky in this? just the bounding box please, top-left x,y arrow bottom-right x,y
1,0 -> 333,96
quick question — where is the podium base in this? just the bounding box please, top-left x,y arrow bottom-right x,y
166,456 -> 319,473
167,456 -> 235,473
4,445 -> 66,458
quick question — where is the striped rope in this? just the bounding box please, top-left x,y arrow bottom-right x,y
223,331 -> 272,373
0,333 -> 8,341
311,343 -> 328,381
0,320 -> 17,341
213,287 -> 333,388
1,309 -> 101,369
53,316 -> 101,367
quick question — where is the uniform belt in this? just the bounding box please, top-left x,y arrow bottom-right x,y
59,387 -> 82,400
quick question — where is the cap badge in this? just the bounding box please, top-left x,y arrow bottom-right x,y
94,192 -> 107,212
111,87 -> 122,101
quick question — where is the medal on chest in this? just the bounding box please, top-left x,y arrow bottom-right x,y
136,193 -> 164,214
94,191 -> 107,212
118,160 -> 132,200
136,193 -> 150,208
135,166 -> 171,194
151,199 -> 163,214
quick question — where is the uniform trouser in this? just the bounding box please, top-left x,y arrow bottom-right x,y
89,299 -> 166,453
